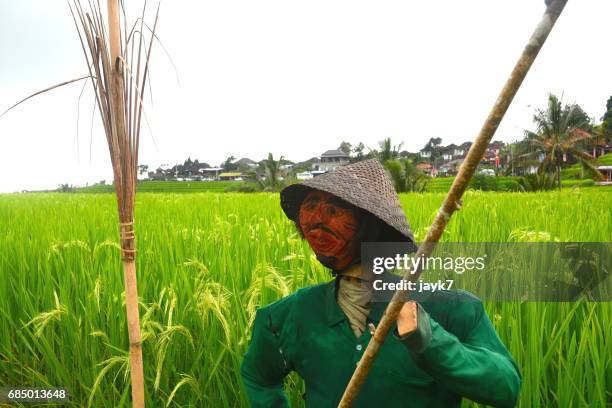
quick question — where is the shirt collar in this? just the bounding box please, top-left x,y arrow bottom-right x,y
325,278 -> 347,326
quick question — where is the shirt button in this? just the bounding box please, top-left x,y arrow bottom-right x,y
356,344 -> 363,351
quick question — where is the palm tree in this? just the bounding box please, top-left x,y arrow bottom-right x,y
383,159 -> 429,192
259,153 -> 284,190
507,138 -> 540,176
378,138 -> 402,163
524,94 -> 601,188
519,172 -> 557,192
402,159 -> 429,192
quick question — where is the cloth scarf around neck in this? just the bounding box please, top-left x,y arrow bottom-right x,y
336,277 -> 373,338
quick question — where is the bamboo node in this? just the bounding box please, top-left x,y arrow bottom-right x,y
114,55 -> 122,72
438,208 -> 450,222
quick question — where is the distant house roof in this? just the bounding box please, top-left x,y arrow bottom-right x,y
416,163 -> 432,170
235,157 -> 257,165
295,157 -> 320,166
219,172 -> 242,177
200,167 -> 223,172
440,144 -> 458,154
321,149 -> 349,158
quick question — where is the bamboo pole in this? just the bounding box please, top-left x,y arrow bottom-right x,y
338,1 -> 568,406
107,1 -> 145,407
3,3 -> 153,402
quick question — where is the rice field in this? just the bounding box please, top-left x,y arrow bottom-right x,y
0,190 -> 610,407
73,181 -> 252,194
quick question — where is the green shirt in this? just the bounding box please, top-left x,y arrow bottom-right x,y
241,273 -> 521,407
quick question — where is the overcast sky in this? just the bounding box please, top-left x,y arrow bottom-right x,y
0,0 -> 610,193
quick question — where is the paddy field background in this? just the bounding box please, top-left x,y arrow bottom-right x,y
0,189 -> 610,407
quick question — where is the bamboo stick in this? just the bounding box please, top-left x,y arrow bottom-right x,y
3,3 -> 154,403
122,259 -> 145,408
338,1 -> 568,406
107,1 -> 145,407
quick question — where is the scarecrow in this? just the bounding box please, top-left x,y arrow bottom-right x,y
241,159 -> 521,407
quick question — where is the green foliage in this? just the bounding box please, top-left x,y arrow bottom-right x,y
258,153 -> 284,191
602,95 -> 612,143
597,152 -> 612,165
383,159 -> 429,192
519,173 -> 557,192
57,183 -> 75,193
524,93 -> 599,188
423,137 -> 442,158
560,152 -> 612,180
224,184 -> 258,193
222,156 -> 237,171
429,176 -> 606,193
138,164 -> 149,175
470,175 -> 522,192
377,138 -> 428,193
352,142 -> 366,161
559,165 -> 583,180
0,191 -> 610,407
469,174 -> 499,191
376,138 -> 403,163
561,178 -> 595,188
427,177 -> 455,192
428,176 -> 523,192
338,141 -> 352,156
75,181 -> 254,193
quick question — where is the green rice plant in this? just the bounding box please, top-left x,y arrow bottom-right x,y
0,190 -> 610,406
23,291 -> 67,339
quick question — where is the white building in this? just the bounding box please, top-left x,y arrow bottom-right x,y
199,167 -> 223,180
596,165 -> 612,185
316,149 -> 350,172
297,172 -> 314,180
419,149 -> 432,158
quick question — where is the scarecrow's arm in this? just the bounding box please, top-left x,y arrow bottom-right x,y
396,298 -> 521,408
241,308 -> 291,408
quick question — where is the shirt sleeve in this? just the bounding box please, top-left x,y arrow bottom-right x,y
396,298 -> 521,408
241,307 -> 291,408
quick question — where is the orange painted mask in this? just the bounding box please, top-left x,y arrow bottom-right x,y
298,190 -> 359,271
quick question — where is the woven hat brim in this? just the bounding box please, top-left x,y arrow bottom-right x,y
279,183 -> 315,222
280,182 -> 415,244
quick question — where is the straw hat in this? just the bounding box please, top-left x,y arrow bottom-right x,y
280,159 -> 415,244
